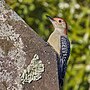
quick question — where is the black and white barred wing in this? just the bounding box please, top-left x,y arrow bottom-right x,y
58,36 -> 70,86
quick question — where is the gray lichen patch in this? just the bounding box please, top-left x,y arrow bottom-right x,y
0,0 -> 28,89
0,0 -> 5,12
20,54 -> 44,84
0,15 -> 26,90
0,0 -> 24,23
0,56 -> 19,89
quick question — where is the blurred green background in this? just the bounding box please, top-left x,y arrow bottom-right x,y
5,0 -> 90,90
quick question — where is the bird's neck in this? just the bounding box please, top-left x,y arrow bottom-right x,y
54,28 -> 67,36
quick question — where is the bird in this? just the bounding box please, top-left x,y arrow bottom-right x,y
46,15 -> 70,87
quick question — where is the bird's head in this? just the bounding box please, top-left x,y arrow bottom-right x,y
47,15 -> 67,34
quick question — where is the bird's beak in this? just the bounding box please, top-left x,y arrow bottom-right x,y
46,15 -> 55,22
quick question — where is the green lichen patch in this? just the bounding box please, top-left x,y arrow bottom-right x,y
20,54 -> 44,84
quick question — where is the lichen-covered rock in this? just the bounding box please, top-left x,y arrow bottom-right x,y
0,0 -> 59,90
20,54 -> 44,84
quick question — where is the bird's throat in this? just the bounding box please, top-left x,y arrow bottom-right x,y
55,28 -> 67,36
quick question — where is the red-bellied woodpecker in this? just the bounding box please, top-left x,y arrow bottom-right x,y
47,15 -> 70,87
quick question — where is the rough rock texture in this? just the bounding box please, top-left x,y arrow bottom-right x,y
0,0 -> 59,90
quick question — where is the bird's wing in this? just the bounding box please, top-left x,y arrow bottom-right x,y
58,36 -> 70,86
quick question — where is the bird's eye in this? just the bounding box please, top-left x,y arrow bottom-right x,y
59,20 -> 62,23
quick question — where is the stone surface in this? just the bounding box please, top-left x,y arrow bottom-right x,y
0,0 -> 59,90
